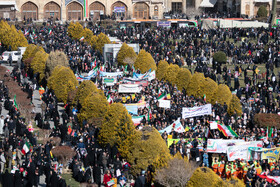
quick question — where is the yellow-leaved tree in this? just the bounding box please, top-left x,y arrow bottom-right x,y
0,21 -> 28,50
176,68 -> 192,91
117,43 -> 137,66
228,94 -> 242,116
90,35 -> 98,48
187,167 -> 245,187
83,28 -> 93,43
99,103 -> 140,158
30,50 -> 49,81
134,50 -> 157,73
214,84 -> 232,106
67,22 -> 84,40
22,44 -> 45,71
74,80 -> 101,105
164,64 -> 180,86
201,77 -> 218,104
156,60 -> 169,81
127,126 -> 170,176
45,50 -> 69,78
187,72 -> 205,98
78,92 -> 109,125
95,32 -> 110,53
48,66 -> 78,103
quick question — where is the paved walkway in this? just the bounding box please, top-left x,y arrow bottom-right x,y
1,64 -> 48,186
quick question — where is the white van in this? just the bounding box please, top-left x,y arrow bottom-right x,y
2,51 -> 21,62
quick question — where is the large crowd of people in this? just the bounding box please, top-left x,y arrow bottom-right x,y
0,17 -> 279,187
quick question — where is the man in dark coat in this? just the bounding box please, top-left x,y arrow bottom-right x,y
93,164 -> 101,187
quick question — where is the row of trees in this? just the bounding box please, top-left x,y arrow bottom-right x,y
155,60 -> 242,116
0,20 -> 28,50
67,22 -> 110,53
23,45 -> 69,82
45,76 -> 170,175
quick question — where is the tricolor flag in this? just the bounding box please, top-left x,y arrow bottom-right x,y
217,124 -> 238,138
269,127 -> 274,138
80,36 -> 85,41
21,142 -> 31,155
107,94 -> 113,104
132,115 -> 145,126
91,58 -> 97,69
147,106 -> 152,121
203,94 -> 206,102
48,29 -> 52,35
266,126 -> 269,140
24,29 -> 29,36
13,95 -> 18,111
157,92 -> 167,100
100,64 -> 105,72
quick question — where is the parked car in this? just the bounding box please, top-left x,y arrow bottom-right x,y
1,51 -> 21,62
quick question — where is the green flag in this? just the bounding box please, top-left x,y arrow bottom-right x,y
13,95 -> 18,110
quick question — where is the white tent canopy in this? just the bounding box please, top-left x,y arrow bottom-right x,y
199,0 -> 217,8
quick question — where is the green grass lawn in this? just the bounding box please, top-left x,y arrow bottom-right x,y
61,173 -> 80,187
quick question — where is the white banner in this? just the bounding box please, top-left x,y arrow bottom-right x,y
207,139 -> 244,153
182,104 -> 212,118
118,84 -> 142,93
159,118 -> 184,134
103,77 -> 117,86
100,71 -> 123,77
227,141 -> 263,161
159,100 -> 171,109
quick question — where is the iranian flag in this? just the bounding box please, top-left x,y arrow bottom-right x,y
92,58 -> 97,69
13,95 -> 18,111
157,92 -> 167,100
107,94 -> 113,104
147,107 -> 152,121
48,29 -> 52,35
269,127 -> 274,138
100,64 -> 105,72
24,29 -> 29,36
132,115 -> 145,126
21,142 -> 31,155
217,124 -> 238,138
80,36 -> 85,41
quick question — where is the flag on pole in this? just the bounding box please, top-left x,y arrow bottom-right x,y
217,124 -> 238,138
91,58 -> 97,69
21,142 -> 31,155
203,94 -> 206,102
48,29 -> 52,35
107,94 -> 113,104
147,107 -> 152,121
269,127 -> 274,138
24,29 -> 29,36
157,92 -> 167,100
13,95 -> 18,111
100,64 -> 105,72
266,126 -> 269,140
80,36 -> 85,41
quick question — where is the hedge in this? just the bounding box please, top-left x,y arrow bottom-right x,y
254,113 -> 280,128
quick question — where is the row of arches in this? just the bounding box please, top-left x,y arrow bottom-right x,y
21,1 -> 151,21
